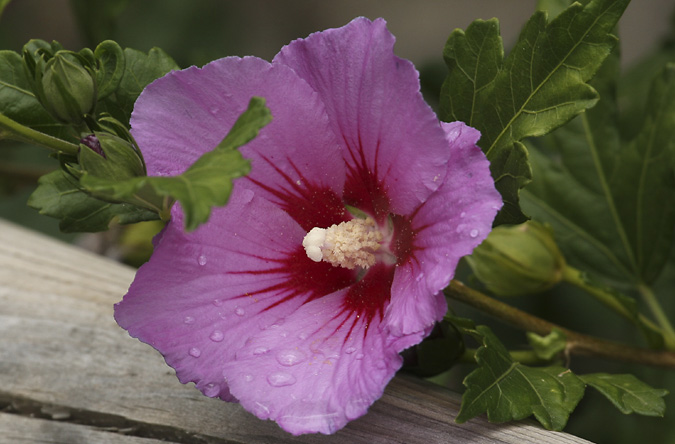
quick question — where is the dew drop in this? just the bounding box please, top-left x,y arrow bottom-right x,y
267,371 -> 297,387
234,307 -> 245,317
460,211 -> 466,218
244,374 -> 254,382
344,347 -> 357,354
203,383 -> 220,397
415,272 -> 425,282
210,330 -> 224,342
253,346 -> 269,355
355,353 -> 364,360
240,189 -> 254,203
469,229 -> 479,238
210,106 -> 220,114
212,298 -> 224,307
298,332 -> 308,340
183,316 -> 195,325
276,349 -> 306,366
188,347 -> 201,358
197,254 -> 207,266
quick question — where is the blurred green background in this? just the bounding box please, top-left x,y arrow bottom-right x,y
1,1 -> 674,443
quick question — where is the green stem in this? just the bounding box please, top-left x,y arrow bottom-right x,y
0,113 -> 79,155
561,265 -> 675,349
445,280 -> 675,370
639,284 -> 675,342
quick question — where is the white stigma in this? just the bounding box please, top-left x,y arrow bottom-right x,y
302,217 -> 383,269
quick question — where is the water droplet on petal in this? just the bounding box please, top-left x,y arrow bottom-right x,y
344,347 -> 357,354
183,316 -> 195,325
188,347 -> 201,358
210,330 -> 224,342
210,106 -> 220,114
298,332 -> 308,340
212,298 -> 224,307
253,346 -> 269,355
415,272 -> 425,282
197,254 -> 207,266
267,371 -> 296,387
460,212 -> 466,218
241,189 -> 254,203
244,374 -> 254,382
355,353 -> 364,360
276,349 -> 307,366
234,307 -> 245,317
470,229 -> 479,238
203,383 -> 220,397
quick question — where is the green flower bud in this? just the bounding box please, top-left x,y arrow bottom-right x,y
79,132 -> 145,181
465,221 -> 566,297
40,52 -> 96,124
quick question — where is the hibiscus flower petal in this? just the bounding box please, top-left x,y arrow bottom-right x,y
114,190 -> 311,399
223,291 -> 411,435
130,56 -> 346,228
116,188 -> 408,434
386,122 -> 503,336
274,17 -> 449,216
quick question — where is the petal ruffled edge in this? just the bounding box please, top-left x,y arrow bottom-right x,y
130,56 -> 347,231
274,17 -> 450,216
385,122 -> 502,336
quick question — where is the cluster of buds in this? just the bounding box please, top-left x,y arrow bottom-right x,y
23,41 -> 97,125
22,39 -> 124,126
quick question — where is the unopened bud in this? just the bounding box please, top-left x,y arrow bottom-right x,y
78,133 -> 145,180
40,52 -> 96,124
465,221 -> 565,297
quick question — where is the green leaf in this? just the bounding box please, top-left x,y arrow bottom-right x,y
0,50 -> 67,139
28,169 -> 158,233
522,61 -> 675,286
98,47 -> 178,125
457,325 -> 585,430
526,329 -> 566,361
440,0 -> 630,224
94,40 -> 126,99
581,373 -> 668,416
80,97 -> 272,231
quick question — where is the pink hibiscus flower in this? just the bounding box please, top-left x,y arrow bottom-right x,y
115,17 -> 501,435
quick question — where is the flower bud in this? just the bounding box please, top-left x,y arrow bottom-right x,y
465,221 -> 565,297
78,133 -> 145,180
40,52 -> 96,124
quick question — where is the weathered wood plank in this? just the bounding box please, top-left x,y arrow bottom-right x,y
0,413 -> 168,444
0,219 -> 592,443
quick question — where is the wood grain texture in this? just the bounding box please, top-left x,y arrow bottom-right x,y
0,219 -> 593,443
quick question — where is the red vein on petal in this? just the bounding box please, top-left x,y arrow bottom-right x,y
247,154 -> 348,231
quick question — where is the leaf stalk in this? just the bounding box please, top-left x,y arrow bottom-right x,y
0,112 -> 79,155
445,280 -> 675,369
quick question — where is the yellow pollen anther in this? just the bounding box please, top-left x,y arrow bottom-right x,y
302,217 -> 383,269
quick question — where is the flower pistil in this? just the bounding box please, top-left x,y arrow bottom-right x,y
302,217 -> 383,269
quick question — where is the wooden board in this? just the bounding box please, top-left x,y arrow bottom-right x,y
0,219 -> 593,443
